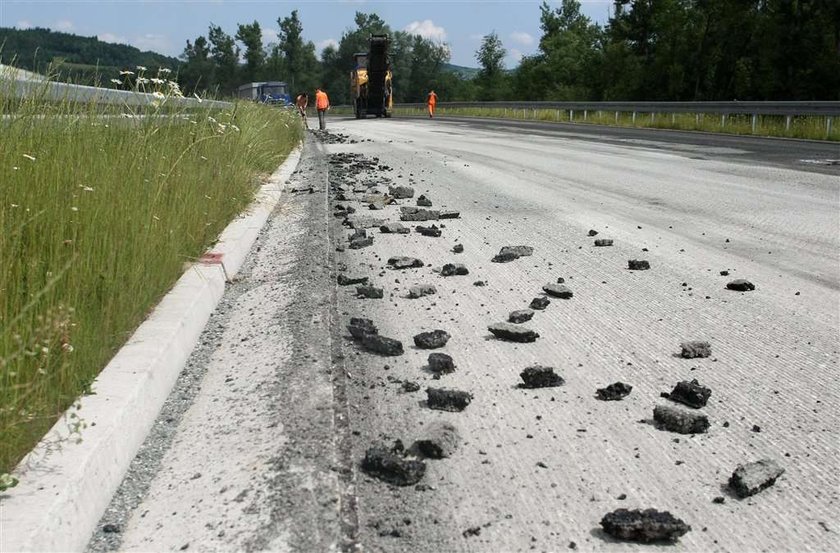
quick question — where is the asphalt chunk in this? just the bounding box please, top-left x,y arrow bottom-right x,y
727,279 -> 755,291
653,405 -> 710,434
508,309 -> 535,324
380,222 -> 410,234
729,459 -> 785,498
663,379 -> 712,408
628,259 -> 650,270
441,263 -> 469,276
428,352 -> 456,374
519,366 -> 565,388
488,322 -> 539,343
452,243 -> 464,254
389,185 -> 415,199
413,330 -> 451,349
529,297 -> 551,310
361,444 -> 425,486
426,387 -> 473,412
542,283 -> 573,299
596,382 -> 633,401
414,422 -> 459,459
600,509 -> 690,543
416,225 -> 442,237
388,256 -> 424,270
408,284 -> 437,299
416,194 -> 432,207
338,274 -> 369,286
594,239 -> 614,247
348,317 -> 377,340
356,285 -> 384,299
361,334 -> 404,356
680,341 -> 711,358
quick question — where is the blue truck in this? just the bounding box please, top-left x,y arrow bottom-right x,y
237,81 -> 292,105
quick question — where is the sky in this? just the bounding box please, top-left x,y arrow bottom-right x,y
0,0 -> 613,68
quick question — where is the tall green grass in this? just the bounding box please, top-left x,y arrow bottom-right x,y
393,106 -> 839,141
0,80 -> 302,473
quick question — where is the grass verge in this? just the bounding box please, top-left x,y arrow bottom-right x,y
0,84 -> 302,474
393,106 -> 840,142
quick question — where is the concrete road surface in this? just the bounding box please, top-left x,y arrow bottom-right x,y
91,118 -> 839,552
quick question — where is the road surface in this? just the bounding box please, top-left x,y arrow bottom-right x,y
89,118 -> 839,552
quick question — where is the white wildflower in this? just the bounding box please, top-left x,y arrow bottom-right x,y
137,77 -> 149,85
83,186 -> 94,192
110,78 -> 121,85
119,70 -> 134,76
152,215 -> 160,221
136,65 -> 147,72
22,154 -> 36,161
193,93 -> 203,103
150,78 -> 165,85
70,206 -> 79,212
159,68 -> 172,74
12,167 -> 19,171
11,204 -> 19,207
152,91 -> 165,100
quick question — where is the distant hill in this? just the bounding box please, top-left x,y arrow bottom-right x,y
0,27 -> 180,84
442,62 -> 479,80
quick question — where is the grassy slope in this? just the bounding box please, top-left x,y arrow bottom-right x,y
0,92 -> 302,473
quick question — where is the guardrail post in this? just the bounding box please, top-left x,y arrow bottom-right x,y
615,111 -> 619,124
721,114 -> 726,128
751,114 -> 757,134
671,113 -> 676,124
584,110 -> 588,121
650,112 -> 654,125
785,115 -> 791,131
556,109 -> 560,121
827,117 -> 833,139
569,110 -> 574,122
632,111 -> 636,125
504,107 -> 507,117
533,108 -> 536,119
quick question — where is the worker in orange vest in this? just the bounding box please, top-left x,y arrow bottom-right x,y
315,87 -> 330,130
426,90 -> 438,118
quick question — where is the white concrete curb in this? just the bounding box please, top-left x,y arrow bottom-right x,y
0,145 -> 303,553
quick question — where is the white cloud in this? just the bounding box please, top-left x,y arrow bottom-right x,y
509,31 -> 534,47
54,20 -> 74,32
403,20 -> 446,42
98,33 -> 128,45
16,20 -> 33,30
262,27 -> 280,45
133,34 -> 172,54
507,48 -> 524,67
316,38 -> 339,58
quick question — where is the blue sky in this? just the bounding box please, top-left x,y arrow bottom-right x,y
0,1 -> 612,68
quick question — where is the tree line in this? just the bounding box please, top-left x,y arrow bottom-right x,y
3,0 -> 837,102
179,1 -> 838,103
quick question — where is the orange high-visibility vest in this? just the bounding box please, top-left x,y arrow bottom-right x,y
316,90 -> 329,110
427,92 -> 437,106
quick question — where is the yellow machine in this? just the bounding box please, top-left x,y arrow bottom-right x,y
350,34 -> 393,118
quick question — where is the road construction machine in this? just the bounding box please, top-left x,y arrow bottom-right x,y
350,34 -> 393,118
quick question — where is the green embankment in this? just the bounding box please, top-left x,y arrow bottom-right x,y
0,90 -> 302,474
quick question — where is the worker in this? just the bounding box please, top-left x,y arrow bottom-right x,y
295,92 -> 308,127
426,90 -> 438,118
315,87 -> 330,130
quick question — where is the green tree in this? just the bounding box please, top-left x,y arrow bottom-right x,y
275,10 -> 319,93
179,35 -> 214,94
235,21 -> 265,83
474,31 -> 507,100
207,24 -> 239,93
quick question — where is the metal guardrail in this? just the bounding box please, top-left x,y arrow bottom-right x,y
1,76 -> 232,109
395,101 -> 840,117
